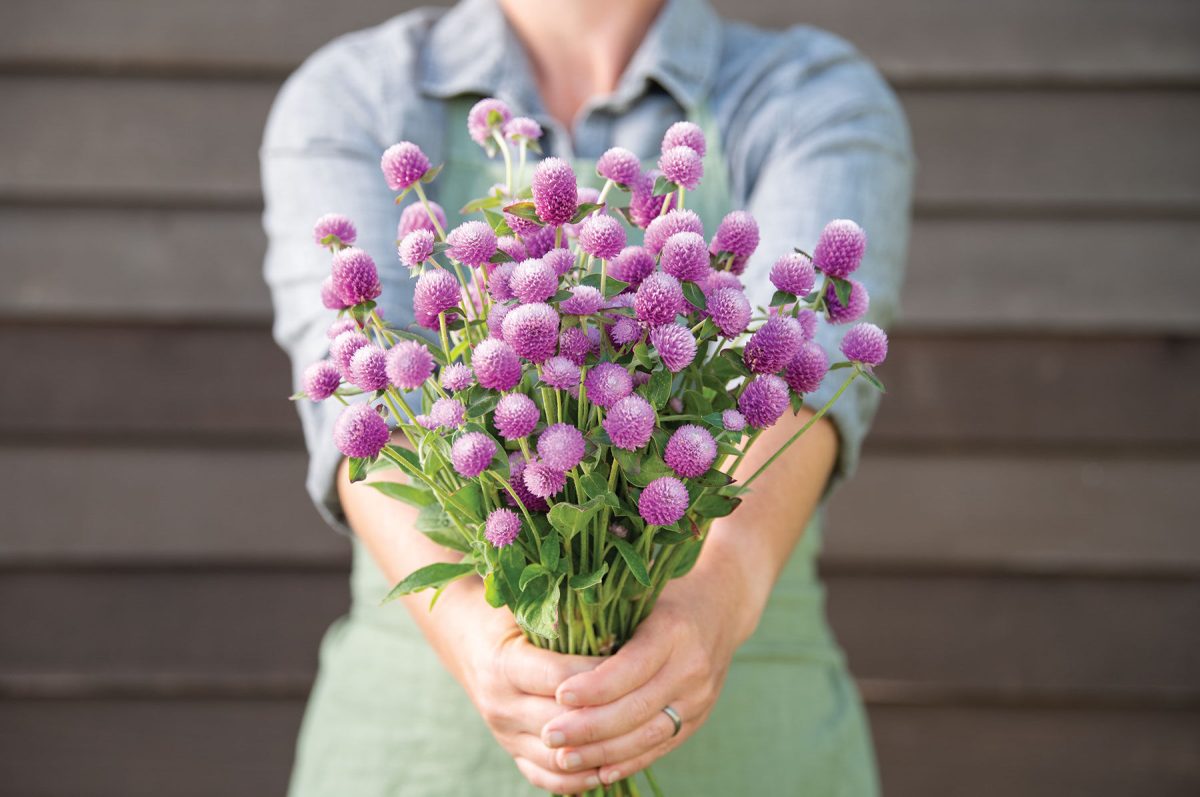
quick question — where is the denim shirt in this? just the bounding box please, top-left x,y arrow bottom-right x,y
261,0 -> 914,532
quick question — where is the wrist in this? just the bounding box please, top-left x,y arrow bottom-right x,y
668,545 -> 763,657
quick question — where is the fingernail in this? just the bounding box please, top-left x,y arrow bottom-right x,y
544,730 -> 566,748
585,775 -> 600,788
559,690 -> 579,706
561,752 -> 582,770
601,769 -> 620,785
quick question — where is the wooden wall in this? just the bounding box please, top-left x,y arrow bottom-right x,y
3,1 -> 1199,794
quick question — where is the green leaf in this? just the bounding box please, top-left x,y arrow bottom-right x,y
540,536 -> 561,573
364,481 -> 435,508
610,537 -> 651,587
489,250 -> 514,263
420,163 -> 443,184
640,368 -> 674,410
382,561 -> 474,603
519,563 -> 549,591
769,290 -> 796,307
701,411 -> 726,430
652,175 -> 675,196
789,391 -> 806,415
860,369 -> 886,393
348,456 -> 371,483
692,493 -> 741,518
829,361 -> 855,371
447,481 -> 485,522
671,539 -> 704,579
632,342 -> 655,370
682,281 -> 708,312
546,498 -> 605,541
486,109 -> 504,128
579,272 -> 629,298
569,202 -> 605,224
466,392 -> 500,418
569,561 -> 609,590
579,471 -> 609,496
503,201 -> 543,224
515,576 -> 562,639
612,448 -> 671,487
483,571 -> 504,608
289,390 -> 308,401
831,277 -> 853,308
459,195 -> 504,215
482,208 -> 514,237
611,205 -> 636,225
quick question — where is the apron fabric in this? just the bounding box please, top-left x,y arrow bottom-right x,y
288,97 -> 879,797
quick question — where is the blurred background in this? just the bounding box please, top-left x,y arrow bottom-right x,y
2,1 -> 1198,794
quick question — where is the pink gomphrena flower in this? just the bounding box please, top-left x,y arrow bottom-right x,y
634,272 -> 684,327
584,362 -> 634,409
841,322 -> 889,367
331,248 -> 382,306
502,303 -> 560,363
703,270 -> 743,294
414,413 -> 436,430
631,369 -> 652,387
609,315 -> 643,347
398,229 -> 435,269
485,507 -> 522,548
509,258 -> 558,304
493,393 -> 540,440
430,397 -> 466,430
558,327 -> 596,366
503,116 -> 542,144
543,248 -> 574,278
664,424 -> 718,479
540,356 -> 581,392
796,307 -> 818,340
398,200 -> 447,239
639,476 -> 689,526
326,318 -> 359,340
467,98 -> 512,146
658,146 -> 703,191
738,374 -> 790,429
771,252 -> 816,296
334,403 -> 390,458
330,330 -> 370,377
531,157 -> 578,227
472,338 -> 523,391
711,211 -> 759,260
506,452 -> 550,511
744,315 -> 804,375
522,223 -> 565,259
348,344 -> 389,391
597,147 -> 641,186
576,186 -> 602,208
523,460 -> 567,498
650,323 -> 697,372
302,360 -> 341,401
313,213 -> 357,248
609,245 -> 656,287
440,363 -> 474,393
504,210 -> 541,238
320,275 -> 347,310
561,286 -> 604,316
707,287 -> 752,338
486,302 -> 511,339
450,432 -> 497,478
413,268 -> 461,327
488,262 -> 517,302
628,170 -> 676,229
603,394 -> 656,450
609,521 -> 630,539
668,397 -> 685,414
784,340 -> 829,394
825,279 -> 870,324
578,214 -> 626,260
537,423 -> 586,472
644,209 -> 704,254
722,409 -> 747,432
662,121 -> 707,157
446,221 -> 497,267
814,219 -> 867,279
660,231 -> 709,282
385,340 -> 435,390
381,142 -> 431,191
496,235 -> 528,263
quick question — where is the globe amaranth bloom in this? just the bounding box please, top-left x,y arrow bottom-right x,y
628,170 -> 675,229
840,322 -> 889,367
796,307 -> 818,340
381,142 -> 431,191
430,397 -> 466,430
722,409 -> 747,432
738,374 -> 790,429
495,236 -> 528,264
313,213 -> 357,247
412,268 -> 461,327
707,287 -> 751,338
609,245 -> 656,286
532,157 -> 578,226
662,121 -> 707,157
578,214 -> 626,260
603,394 -> 656,450
398,229 -> 435,268
824,279 -> 870,324
440,363 -> 474,392
664,424 -> 718,479
649,323 -> 697,372
348,344 -> 389,391
609,315 -> 643,347
320,275 -> 347,310
331,248 -> 382,306
711,211 -> 759,261
540,355 -> 581,391
702,270 -> 742,294
509,258 -> 558,304
326,317 -> 357,341
502,302 -> 560,363
472,338 -> 523,391
639,476 -> 689,526
744,315 -> 804,374
770,252 -> 816,296
485,508 -> 522,548
542,247 -> 574,278
446,221 -> 497,267
634,272 -> 684,327
467,98 -> 511,146
523,459 -> 567,498
330,330 -> 370,377
561,285 -> 604,316
558,327 -> 597,366
488,262 -> 517,302
303,360 -> 341,401
503,116 -> 542,144
784,340 -> 829,394
584,362 -> 633,408
486,301 -> 511,339
644,209 -> 704,254
596,147 -> 641,185
450,431 -> 497,478
334,403 -> 390,459
537,423 -> 586,472
658,146 -> 703,191
506,452 -> 550,511
398,200 -> 446,239
493,393 -> 540,440
814,219 -> 867,279
386,339 -> 436,390
660,231 -> 710,282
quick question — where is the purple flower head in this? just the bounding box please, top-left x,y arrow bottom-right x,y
707,287 -> 751,338
506,453 -> 550,511
784,340 -> 829,394
414,413 -> 436,430
542,247 -> 574,278
380,142 -> 431,191
814,219 -> 867,279
313,213 -> 357,247
722,409 -> 747,432
319,275 -> 347,310
603,394 -> 656,450
430,397 -> 466,429
485,508 -> 522,548
488,262 -> 516,303
495,236 -> 528,264
744,315 -> 804,374
584,362 -> 633,408
578,214 -> 626,260
662,121 -> 707,157
576,186 -> 601,208
485,301 -> 511,339
557,327 -> 595,366
770,252 -> 816,296
644,209 -> 704,254
738,374 -> 789,429
503,116 -> 542,143
397,201 -> 446,239
531,157 -> 578,227
561,285 -> 604,316
472,338 -> 523,390
330,331 -> 370,377
631,369 -> 651,387
658,145 -> 703,190
467,98 -> 511,146
537,423 -> 586,472
609,315 -> 643,347
825,279 -> 870,324
634,272 -> 684,327
649,323 -> 697,372
540,356 -> 581,391
447,221 -> 497,267
509,258 -> 558,304
660,231 -> 710,282
639,476 -> 689,526
711,211 -> 759,259
610,245 -> 656,286
348,344 -> 389,391
628,170 -> 675,229
386,340 -> 436,390
327,319 -> 359,340
440,363 -> 474,392
523,460 -> 567,498
664,424 -> 717,479
331,248 -> 382,306
334,403 -> 390,459
504,211 -> 541,239
398,229 -> 435,268
303,360 -> 341,401
412,268 -> 461,325
502,302 -> 560,363
596,147 -> 641,185
841,322 -> 889,367
797,307 -> 818,340
703,270 -> 742,294
493,393 -> 540,440
450,431 -> 497,478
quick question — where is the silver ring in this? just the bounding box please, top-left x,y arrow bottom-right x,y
662,705 -> 682,738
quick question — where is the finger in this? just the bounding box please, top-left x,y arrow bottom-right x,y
555,626 -> 671,707
597,737 -> 679,788
554,709 -> 678,772
496,695 -> 570,736
544,672 -> 674,748
513,755 -> 601,795
501,637 -> 600,697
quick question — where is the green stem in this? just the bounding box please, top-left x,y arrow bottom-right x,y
491,129 -> 513,195
412,182 -> 446,240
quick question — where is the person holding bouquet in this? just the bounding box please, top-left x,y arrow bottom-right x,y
262,0 -> 912,794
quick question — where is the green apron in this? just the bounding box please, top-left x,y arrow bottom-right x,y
289,98 -> 879,797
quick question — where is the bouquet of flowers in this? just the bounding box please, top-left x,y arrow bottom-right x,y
296,98 -> 887,796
